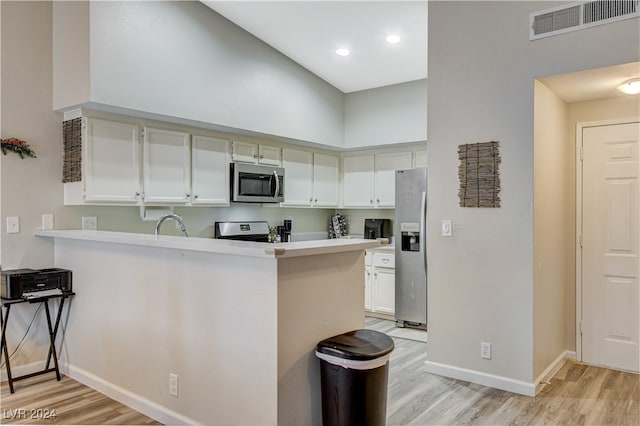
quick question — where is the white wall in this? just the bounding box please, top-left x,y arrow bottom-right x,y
427,0 -> 640,388
345,79 -> 427,148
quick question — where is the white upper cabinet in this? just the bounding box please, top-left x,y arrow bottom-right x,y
232,141 -> 281,166
81,118 -> 141,204
343,151 -> 412,208
258,145 -> 282,166
414,150 -> 427,168
312,153 -> 339,207
191,136 -> 230,206
375,152 -> 413,207
343,155 -> 375,207
282,149 -> 340,208
143,127 -> 191,204
282,148 -> 314,206
231,141 -> 257,163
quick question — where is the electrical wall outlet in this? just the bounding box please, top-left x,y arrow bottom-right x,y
82,216 -> 97,230
480,342 -> 492,360
42,214 -> 54,230
6,216 -> 19,234
169,373 -> 179,397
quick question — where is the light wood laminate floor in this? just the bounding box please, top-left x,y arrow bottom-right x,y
1,319 -> 638,425
367,317 -> 639,425
0,374 -> 159,425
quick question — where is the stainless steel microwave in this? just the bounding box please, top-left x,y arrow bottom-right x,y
231,163 -> 284,203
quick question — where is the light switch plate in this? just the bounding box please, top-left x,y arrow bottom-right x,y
6,216 -> 19,234
441,219 -> 452,237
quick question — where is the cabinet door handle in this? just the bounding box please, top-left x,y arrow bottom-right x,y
315,198 -> 318,203
194,194 -> 199,199
370,199 -> 373,204
377,198 -> 380,203
186,193 -> 190,198
135,192 -> 140,197
260,155 -> 264,159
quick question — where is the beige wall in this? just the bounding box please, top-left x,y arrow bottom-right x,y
532,81 -> 640,379
1,0 -> 67,370
533,80 -> 571,379
564,95 -> 640,350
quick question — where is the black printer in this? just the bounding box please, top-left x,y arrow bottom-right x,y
1,268 -> 72,300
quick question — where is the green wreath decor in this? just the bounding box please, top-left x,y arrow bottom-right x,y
1,138 -> 37,159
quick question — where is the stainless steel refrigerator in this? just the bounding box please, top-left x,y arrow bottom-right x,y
395,168 -> 427,328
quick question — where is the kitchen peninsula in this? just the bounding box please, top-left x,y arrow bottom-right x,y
35,230 -> 385,425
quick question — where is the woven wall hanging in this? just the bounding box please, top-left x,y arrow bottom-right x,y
62,118 -> 82,183
458,141 -> 501,208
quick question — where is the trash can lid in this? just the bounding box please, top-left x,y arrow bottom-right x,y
316,329 -> 394,361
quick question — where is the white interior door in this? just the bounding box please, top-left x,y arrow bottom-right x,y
581,121 -> 639,373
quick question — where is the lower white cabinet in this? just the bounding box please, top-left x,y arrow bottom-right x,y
364,266 -> 373,311
364,250 -> 395,316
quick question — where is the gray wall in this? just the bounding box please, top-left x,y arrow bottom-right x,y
55,1 -> 345,148
427,0 -> 639,384
345,79 -> 427,148
54,1 -> 428,151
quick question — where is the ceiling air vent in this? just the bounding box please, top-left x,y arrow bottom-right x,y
530,1 -> 639,40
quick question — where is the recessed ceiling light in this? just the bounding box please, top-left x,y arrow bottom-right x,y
336,48 -> 350,57
617,78 -> 640,95
386,34 -> 401,44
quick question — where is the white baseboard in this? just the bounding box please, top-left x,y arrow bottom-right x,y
424,350 -> 578,397
423,360 -> 536,396
63,363 -> 197,426
534,350 -> 576,394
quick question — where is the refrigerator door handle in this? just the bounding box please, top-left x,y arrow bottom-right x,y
420,190 -> 427,274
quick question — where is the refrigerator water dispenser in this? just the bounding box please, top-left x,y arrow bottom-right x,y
401,232 -> 420,252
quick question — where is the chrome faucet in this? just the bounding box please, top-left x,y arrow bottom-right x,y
155,214 -> 188,237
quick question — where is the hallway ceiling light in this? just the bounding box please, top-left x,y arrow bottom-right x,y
617,78 -> 640,95
336,48 -> 350,57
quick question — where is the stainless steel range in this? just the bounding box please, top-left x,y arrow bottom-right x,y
214,221 -> 270,242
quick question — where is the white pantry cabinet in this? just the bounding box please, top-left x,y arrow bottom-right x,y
191,135 -> 230,205
343,152 -> 412,208
312,153 -> 340,207
65,117 -> 142,205
232,141 -> 281,166
365,250 -> 396,317
142,127 -> 191,204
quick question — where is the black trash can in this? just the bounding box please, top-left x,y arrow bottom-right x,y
316,329 -> 394,426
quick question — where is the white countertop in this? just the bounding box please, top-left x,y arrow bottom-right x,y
34,229 -> 387,259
